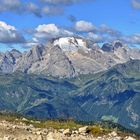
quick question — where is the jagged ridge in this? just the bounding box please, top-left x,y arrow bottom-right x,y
1,37 -> 140,77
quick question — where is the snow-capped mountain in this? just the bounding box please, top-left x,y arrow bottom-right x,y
53,37 -> 90,52
1,36 -> 140,77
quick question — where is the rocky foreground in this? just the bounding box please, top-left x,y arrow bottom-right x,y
0,117 -> 139,140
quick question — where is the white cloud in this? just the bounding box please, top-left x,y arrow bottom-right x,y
132,0 -> 140,10
36,24 -> 60,34
0,21 -> 16,30
0,0 -> 63,17
0,21 -> 25,44
122,34 -> 140,44
25,2 -> 41,17
0,0 -> 21,13
75,20 -> 96,32
34,24 -> 74,42
87,32 -> 103,43
99,24 -> 121,37
0,0 -> 91,17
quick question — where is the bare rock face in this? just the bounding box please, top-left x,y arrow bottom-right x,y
102,43 -> 114,52
0,49 -> 21,73
13,44 -> 45,73
37,45 -> 76,78
78,126 -> 88,133
113,40 -> 123,48
10,49 -> 22,59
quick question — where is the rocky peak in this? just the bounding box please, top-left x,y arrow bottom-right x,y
102,43 -> 114,52
6,49 -> 22,63
26,44 -> 44,61
102,41 -> 124,52
9,49 -> 22,59
0,49 -> 22,73
113,40 -> 123,49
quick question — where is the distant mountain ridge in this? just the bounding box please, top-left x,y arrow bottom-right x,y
1,36 -> 140,77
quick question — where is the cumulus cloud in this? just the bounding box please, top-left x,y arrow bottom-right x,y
74,21 -> 123,43
25,2 -> 42,17
36,24 -> 60,37
0,0 -> 21,13
0,21 -> 16,30
0,0 -> 63,17
0,21 -> 25,44
99,24 -> 122,37
0,0 -> 91,17
34,24 -> 74,42
75,20 -> 96,32
87,32 -> 104,43
132,0 -> 140,10
122,34 -> 140,45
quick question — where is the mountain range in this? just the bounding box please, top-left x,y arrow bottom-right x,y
1,36 -> 140,77
0,37 -> 140,134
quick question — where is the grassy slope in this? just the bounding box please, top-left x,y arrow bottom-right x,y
0,60 -> 140,134
69,60 -> 140,134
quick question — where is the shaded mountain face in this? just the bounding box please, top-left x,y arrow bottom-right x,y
102,43 -> 114,52
0,72 -> 90,121
0,37 -> 140,77
0,49 -> 21,73
102,41 -> 123,52
72,60 -> 140,134
0,60 -> 140,134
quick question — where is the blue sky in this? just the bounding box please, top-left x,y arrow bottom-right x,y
0,0 -> 140,51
